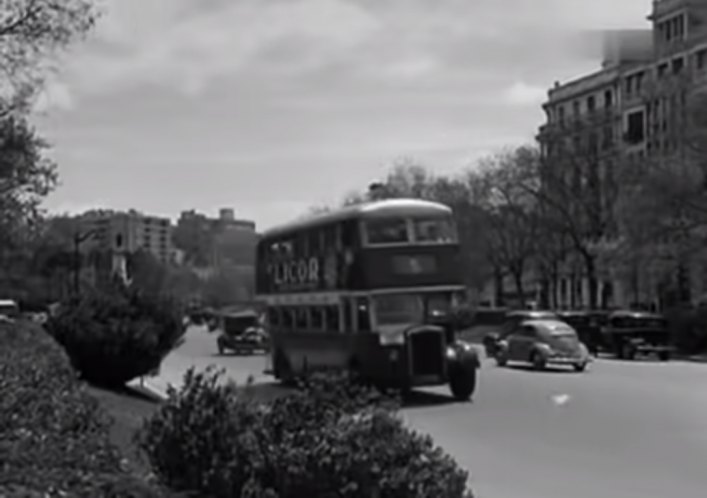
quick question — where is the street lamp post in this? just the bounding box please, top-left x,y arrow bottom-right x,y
72,229 -> 100,295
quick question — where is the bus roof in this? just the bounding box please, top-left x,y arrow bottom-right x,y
261,198 -> 452,239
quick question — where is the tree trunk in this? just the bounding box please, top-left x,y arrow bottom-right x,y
494,268 -> 505,307
512,268 -> 525,306
583,253 -> 598,309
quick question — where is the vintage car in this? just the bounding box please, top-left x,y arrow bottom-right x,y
495,319 -> 591,372
216,310 -> 269,355
482,310 -> 560,358
0,299 -> 19,323
601,310 -> 672,361
555,310 -> 610,356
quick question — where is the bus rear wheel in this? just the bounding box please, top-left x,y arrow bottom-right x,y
449,365 -> 477,401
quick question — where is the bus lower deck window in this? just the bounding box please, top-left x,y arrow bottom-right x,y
311,307 -> 324,330
282,308 -> 294,329
357,297 -> 371,331
268,308 -> 280,327
325,306 -> 340,332
295,308 -> 308,329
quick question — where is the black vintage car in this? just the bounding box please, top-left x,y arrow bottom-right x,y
482,310 -> 560,357
216,310 -> 269,355
601,310 -> 672,361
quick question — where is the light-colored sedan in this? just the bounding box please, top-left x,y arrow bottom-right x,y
495,319 -> 592,372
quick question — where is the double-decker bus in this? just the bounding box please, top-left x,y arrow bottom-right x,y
255,198 -> 480,400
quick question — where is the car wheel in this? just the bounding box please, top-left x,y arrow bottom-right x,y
531,352 -> 546,371
495,351 -> 508,367
573,361 -> 587,372
658,351 -> 671,362
449,364 -> 477,401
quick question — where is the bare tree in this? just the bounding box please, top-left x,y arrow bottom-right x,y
468,147 -> 542,305
526,126 -> 629,309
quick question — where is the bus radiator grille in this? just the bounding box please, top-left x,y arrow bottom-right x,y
409,331 -> 444,377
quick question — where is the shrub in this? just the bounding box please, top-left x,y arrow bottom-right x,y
137,368 -> 473,498
0,320 -> 168,497
46,282 -> 186,388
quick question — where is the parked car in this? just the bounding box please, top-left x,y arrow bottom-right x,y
495,319 -> 591,372
216,309 -> 269,355
601,310 -> 672,361
482,310 -> 560,357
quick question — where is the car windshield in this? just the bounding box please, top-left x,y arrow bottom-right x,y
224,316 -> 258,332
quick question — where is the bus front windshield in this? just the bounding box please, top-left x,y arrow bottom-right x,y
364,216 -> 458,245
373,292 -> 459,327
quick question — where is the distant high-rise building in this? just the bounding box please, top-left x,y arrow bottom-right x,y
175,208 -> 258,302
79,209 -> 174,264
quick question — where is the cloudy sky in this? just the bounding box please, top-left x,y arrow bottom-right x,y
34,0 -> 653,230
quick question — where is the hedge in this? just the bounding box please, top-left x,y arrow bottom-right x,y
0,320 -> 167,497
46,283 -> 186,388
137,368 -> 474,498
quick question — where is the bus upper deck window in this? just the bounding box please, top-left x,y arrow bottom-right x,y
413,218 -> 456,243
365,218 -> 409,244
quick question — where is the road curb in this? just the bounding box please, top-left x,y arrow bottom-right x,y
127,377 -> 169,402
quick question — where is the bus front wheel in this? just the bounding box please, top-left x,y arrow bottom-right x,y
449,364 -> 477,402
274,350 -> 295,386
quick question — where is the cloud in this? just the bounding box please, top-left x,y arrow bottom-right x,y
47,0 -> 653,107
504,81 -> 548,106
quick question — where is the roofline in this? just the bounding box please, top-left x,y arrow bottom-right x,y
260,198 -> 453,239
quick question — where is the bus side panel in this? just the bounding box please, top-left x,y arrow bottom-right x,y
270,330 -> 355,375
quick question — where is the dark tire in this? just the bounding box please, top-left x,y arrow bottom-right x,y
449,365 -> 477,401
495,352 -> 508,367
217,339 -> 225,355
531,351 -> 546,371
658,351 -> 671,362
573,361 -> 587,372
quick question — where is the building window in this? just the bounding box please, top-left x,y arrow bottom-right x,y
604,90 -> 613,109
558,105 -> 565,123
672,57 -> 684,74
625,110 -> 645,144
573,100 -> 580,116
658,63 -> 668,77
697,49 -> 706,70
587,95 -> 596,113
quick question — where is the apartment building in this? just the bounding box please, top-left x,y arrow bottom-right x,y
79,209 -> 174,264
536,0 -> 707,309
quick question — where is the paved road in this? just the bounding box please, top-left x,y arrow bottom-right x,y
154,327 -> 707,498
